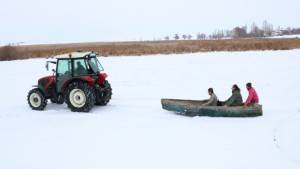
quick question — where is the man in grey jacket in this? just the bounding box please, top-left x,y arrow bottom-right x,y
203,88 -> 218,106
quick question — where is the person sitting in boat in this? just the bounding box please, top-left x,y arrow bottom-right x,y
223,84 -> 243,106
244,82 -> 259,106
203,88 -> 218,106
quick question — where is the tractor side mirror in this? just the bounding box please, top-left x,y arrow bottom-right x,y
45,61 -> 57,71
45,62 -> 49,71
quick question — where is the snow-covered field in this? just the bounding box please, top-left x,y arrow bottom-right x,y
1,50 -> 300,169
269,34 -> 300,39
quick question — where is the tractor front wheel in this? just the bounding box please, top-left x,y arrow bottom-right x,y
65,82 -> 96,112
27,88 -> 47,110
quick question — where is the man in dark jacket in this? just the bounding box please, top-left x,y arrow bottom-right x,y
224,84 -> 243,106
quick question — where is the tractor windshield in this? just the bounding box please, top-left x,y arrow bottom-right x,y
87,57 -> 104,73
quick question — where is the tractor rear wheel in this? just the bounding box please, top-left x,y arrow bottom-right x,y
95,80 -> 112,106
65,82 -> 96,112
27,88 -> 47,110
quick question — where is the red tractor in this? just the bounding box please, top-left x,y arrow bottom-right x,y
27,52 -> 112,112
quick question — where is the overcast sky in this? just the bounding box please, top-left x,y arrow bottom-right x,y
1,0 -> 299,44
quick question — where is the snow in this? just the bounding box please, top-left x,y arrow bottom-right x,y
1,50 -> 300,169
269,34 -> 300,39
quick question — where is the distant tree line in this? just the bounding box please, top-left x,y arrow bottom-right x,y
162,20 -> 300,40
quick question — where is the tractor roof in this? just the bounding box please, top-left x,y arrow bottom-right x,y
54,52 -> 94,59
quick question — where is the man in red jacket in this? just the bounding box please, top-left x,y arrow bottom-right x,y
245,83 -> 259,106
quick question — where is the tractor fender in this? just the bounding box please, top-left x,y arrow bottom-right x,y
61,76 -> 96,95
32,85 -> 46,96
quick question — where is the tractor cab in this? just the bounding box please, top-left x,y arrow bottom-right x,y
53,52 -> 105,93
53,52 -> 104,76
46,52 -> 104,76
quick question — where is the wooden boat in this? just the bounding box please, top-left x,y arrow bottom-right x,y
161,99 -> 263,117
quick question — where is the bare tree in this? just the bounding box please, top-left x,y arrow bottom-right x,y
262,20 -> 273,37
250,23 -> 264,37
197,33 -> 206,40
225,30 -> 232,38
211,30 -> 224,39
232,27 -> 247,38
174,34 -> 180,40
182,34 -> 187,40
164,36 -> 170,41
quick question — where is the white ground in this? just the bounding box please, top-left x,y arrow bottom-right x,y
269,34 -> 300,39
0,50 -> 300,169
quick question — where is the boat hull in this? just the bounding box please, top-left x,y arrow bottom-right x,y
161,99 -> 263,117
